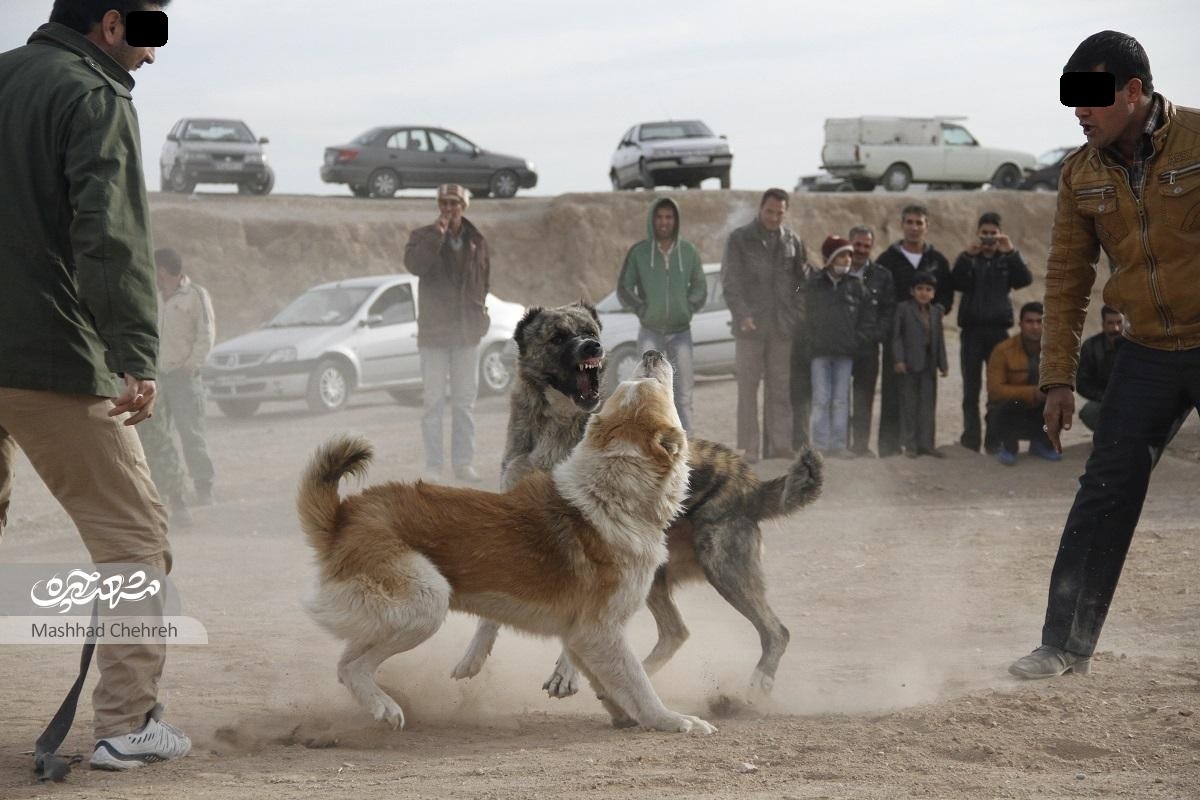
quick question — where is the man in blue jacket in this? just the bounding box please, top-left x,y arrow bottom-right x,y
618,197 -> 707,435
0,0 -> 191,771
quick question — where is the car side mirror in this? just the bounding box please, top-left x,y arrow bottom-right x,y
259,137 -> 270,145
361,314 -> 384,328
720,134 -> 727,139
166,133 -> 178,142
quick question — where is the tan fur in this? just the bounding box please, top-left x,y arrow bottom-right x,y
299,353 -> 716,734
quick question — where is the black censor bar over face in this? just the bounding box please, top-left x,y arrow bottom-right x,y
125,10 -> 167,47
1061,71 -> 1115,107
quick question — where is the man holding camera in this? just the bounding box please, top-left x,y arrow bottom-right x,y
951,212 -> 1033,453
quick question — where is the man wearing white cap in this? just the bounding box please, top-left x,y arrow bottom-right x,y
403,184 -> 491,482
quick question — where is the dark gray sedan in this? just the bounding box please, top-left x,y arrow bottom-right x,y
320,126 -> 538,199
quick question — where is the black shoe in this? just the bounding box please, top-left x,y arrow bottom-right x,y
1009,645 -> 1091,679
919,448 -> 946,459
904,450 -> 920,459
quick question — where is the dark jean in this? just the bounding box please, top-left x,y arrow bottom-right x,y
1041,342 -> 1200,657
986,399 -> 1050,454
960,326 -> 1009,451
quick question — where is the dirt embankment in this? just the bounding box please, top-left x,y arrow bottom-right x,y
149,190 -> 1086,339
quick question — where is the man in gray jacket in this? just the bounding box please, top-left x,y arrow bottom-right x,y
0,0 -> 190,771
720,188 -> 810,462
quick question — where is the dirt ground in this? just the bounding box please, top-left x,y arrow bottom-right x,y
2,328 -> 1198,798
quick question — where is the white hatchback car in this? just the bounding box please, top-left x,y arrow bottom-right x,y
594,263 -> 735,392
202,274 -> 523,417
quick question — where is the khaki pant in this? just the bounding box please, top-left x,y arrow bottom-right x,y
735,331 -> 794,459
0,388 -> 172,738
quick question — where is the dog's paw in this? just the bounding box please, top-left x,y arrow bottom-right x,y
370,696 -> 406,730
542,667 -> 580,698
450,652 -> 485,680
648,712 -> 718,735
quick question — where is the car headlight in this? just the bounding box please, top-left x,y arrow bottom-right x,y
246,153 -> 266,164
264,347 -> 297,363
524,160 -> 535,172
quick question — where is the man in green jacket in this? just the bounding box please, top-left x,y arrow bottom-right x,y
0,0 -> 191,770
617,197 -> 707,434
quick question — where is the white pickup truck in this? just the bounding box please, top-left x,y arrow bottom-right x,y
820,117 -> 1036,192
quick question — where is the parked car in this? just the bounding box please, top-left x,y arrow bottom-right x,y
610,120 -> 732,190
594,263 -> 734,392
820,116 -> 1036,191
320,126 -> 537,199
160,118 -> 274,194
202,274 -> 523,417
1019,145 -> 1077,191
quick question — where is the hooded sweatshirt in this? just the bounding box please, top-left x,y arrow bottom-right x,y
617,198 -> 707,334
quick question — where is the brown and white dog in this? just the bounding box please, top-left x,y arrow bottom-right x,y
298,351 -> 715,734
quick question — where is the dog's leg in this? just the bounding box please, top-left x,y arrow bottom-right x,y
642,568 -> 689,676
697,523 -> 789,704
339,638 -> 416,729
565,632 -> 716,734
542,650 -> 580,698
451,618 -> 500,680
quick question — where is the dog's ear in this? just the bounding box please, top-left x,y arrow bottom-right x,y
577,300 -> 602,331
513,307 -> 543,356
655,427 -> 685,459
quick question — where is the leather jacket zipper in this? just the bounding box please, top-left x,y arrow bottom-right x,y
1158,161 -> 1200,186
1112,160 -> 1174,335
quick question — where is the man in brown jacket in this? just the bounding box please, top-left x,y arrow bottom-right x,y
403,184 -> 490,482
985,302 -> 1059,465
1010,31 -> 1200,680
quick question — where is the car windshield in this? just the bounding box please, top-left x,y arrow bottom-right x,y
640,121 -> 714,141
352,128 -> 384,145
183,120 -> 255,143
1037,147 -> 1072,167
265,287 -> 374,327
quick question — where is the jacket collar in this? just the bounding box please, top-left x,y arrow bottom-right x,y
28,22 -> 135,91
1087,94 -> 1174,171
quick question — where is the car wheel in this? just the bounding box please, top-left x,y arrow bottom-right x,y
238,168 -> 274,195
367,168 -> 399,198
639,159 -> 655,190
216,399 -> 260,418
489,170 -> 519,199
990,164 -> 1022,190
851,178 -> 876,192
881,163 -> 911,192
719,170 -> 731,189
601,344 -> 639,396
306,359 -> 352,413
169,166 -> 195,194
477,342 -> 513,395
610,171 -> 622,191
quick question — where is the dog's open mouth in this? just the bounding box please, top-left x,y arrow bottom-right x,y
575,356 -> 602,401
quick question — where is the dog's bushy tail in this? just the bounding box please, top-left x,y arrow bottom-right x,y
751,447 -> 823,522
298,435 -> 373,556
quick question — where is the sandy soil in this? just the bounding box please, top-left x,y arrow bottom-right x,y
2,346 -> 1198,799
1,191 -> 1195,798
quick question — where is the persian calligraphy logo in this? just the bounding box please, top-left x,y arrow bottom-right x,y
30,570 -> 161,614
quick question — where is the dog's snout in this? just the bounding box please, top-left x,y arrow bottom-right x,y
641,350 -> 665,366
579,338 -> 603,358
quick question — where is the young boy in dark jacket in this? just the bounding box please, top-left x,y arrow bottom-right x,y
806,236 -> 877,457
892,272 -> 949,457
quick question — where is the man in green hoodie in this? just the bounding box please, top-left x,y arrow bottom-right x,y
617,197 -> 707,434
0,0 -> 191,771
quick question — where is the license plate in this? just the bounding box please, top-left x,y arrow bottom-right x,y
213,375 -> 240,387
682,156 -> 709,165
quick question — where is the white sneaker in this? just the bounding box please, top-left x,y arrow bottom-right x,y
91,709 -> 191,770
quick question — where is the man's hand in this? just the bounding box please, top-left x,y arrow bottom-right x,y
996,233 -> 1015,253
939,367 -> 949,378
435,212 -> 451,235
739,316 -> 757,334
966,241 -> 982,256
895,362 -> 908,374
1042,386 -> 1075,453
108,375 -> 157,426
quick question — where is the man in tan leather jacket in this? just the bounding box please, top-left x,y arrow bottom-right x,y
1010,31 -> 1200,680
